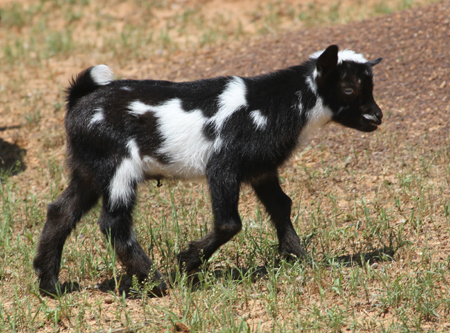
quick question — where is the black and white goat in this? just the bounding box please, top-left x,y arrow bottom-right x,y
34,45 -> 383,296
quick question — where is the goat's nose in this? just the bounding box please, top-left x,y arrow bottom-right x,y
376,108 -> 383,120
373,104 -> 383,121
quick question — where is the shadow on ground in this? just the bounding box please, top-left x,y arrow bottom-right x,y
93,245 -> 396,298
0,126 -> 26,177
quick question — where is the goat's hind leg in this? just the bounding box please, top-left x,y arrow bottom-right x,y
251,172 -> 309,261
33,172 -> 100,296
99,191 -> 167,296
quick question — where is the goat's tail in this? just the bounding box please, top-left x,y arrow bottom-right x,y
66,65 -> 114,110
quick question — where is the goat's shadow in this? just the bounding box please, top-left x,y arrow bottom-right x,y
0,126 -> 26,178
95,245 -> 396,298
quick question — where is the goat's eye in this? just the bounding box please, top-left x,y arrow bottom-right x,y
343,88 -> 354,95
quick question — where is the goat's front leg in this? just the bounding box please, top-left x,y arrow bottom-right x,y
251,172 -> 309,260
178,168 -> 242,273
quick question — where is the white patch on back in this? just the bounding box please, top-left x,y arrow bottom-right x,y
310,49 -> 368,64
211,76 -> 248,132
120,78 -> 249,184
128,101 -> 151,117
127,99 -> 214,179
249,110 -> 268,130
207,76 -> 248,149
91,65 -> 114,85
109,139 -> 145,208
89,107 -> 104,127
299,97 -> 333,143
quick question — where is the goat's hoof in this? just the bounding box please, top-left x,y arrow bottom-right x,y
148,280 -> 168,297
177,249 -> 203,274
114,274 -> 168,298
280,248 -> 311,264
39,281 -> 81,298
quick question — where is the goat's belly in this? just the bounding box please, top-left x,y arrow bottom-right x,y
142,155 -> 208,180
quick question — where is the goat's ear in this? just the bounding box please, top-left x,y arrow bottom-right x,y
316,45 -> 338,77
367,58 -> 383,67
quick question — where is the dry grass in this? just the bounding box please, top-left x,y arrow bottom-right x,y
1,0 -> 449,332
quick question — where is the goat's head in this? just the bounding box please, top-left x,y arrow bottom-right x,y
312,45 -> 383,132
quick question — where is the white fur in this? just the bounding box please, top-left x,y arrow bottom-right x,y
310,49 -> 368,64
296,91 -> 303,112
337,50 -> 368,64
211,76 -> 248,132
150,99 -> 213,178
362,114 -> 378,122
128,100 -> 151,117
91,65 -> 114,85
208,76 -> 248,150
249,110 -> 268,130
299,97 -> 333,143
89,108 -> 104,127
306,75 -> 317,94
127,99 -> 214,180
121,86 -> 133,91
109,139 -> 144,208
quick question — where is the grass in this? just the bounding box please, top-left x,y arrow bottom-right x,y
2,130 -> 450,331
0,0 -> 448,332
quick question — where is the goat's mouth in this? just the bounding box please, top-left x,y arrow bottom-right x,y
362,113 -> 382,127
362,113 -> 382,125
358,114 -> 381,132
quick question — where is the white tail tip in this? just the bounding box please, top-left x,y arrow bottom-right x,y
91,65 -> 114,85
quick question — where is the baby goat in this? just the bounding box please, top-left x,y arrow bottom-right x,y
34,45 -> 383,296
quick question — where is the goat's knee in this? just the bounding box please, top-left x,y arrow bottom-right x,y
216,219 -> 242,240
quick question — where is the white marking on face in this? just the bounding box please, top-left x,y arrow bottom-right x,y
310,49 -> 368,64
89,107 -> 104,127
362,114 -> 378,122
249,110 -> 268,130
127,99 -> 214,179
121,86 -> 132,91
91,65 -> 114,85
299,97 -> 333,143
109,139 -> 144,208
